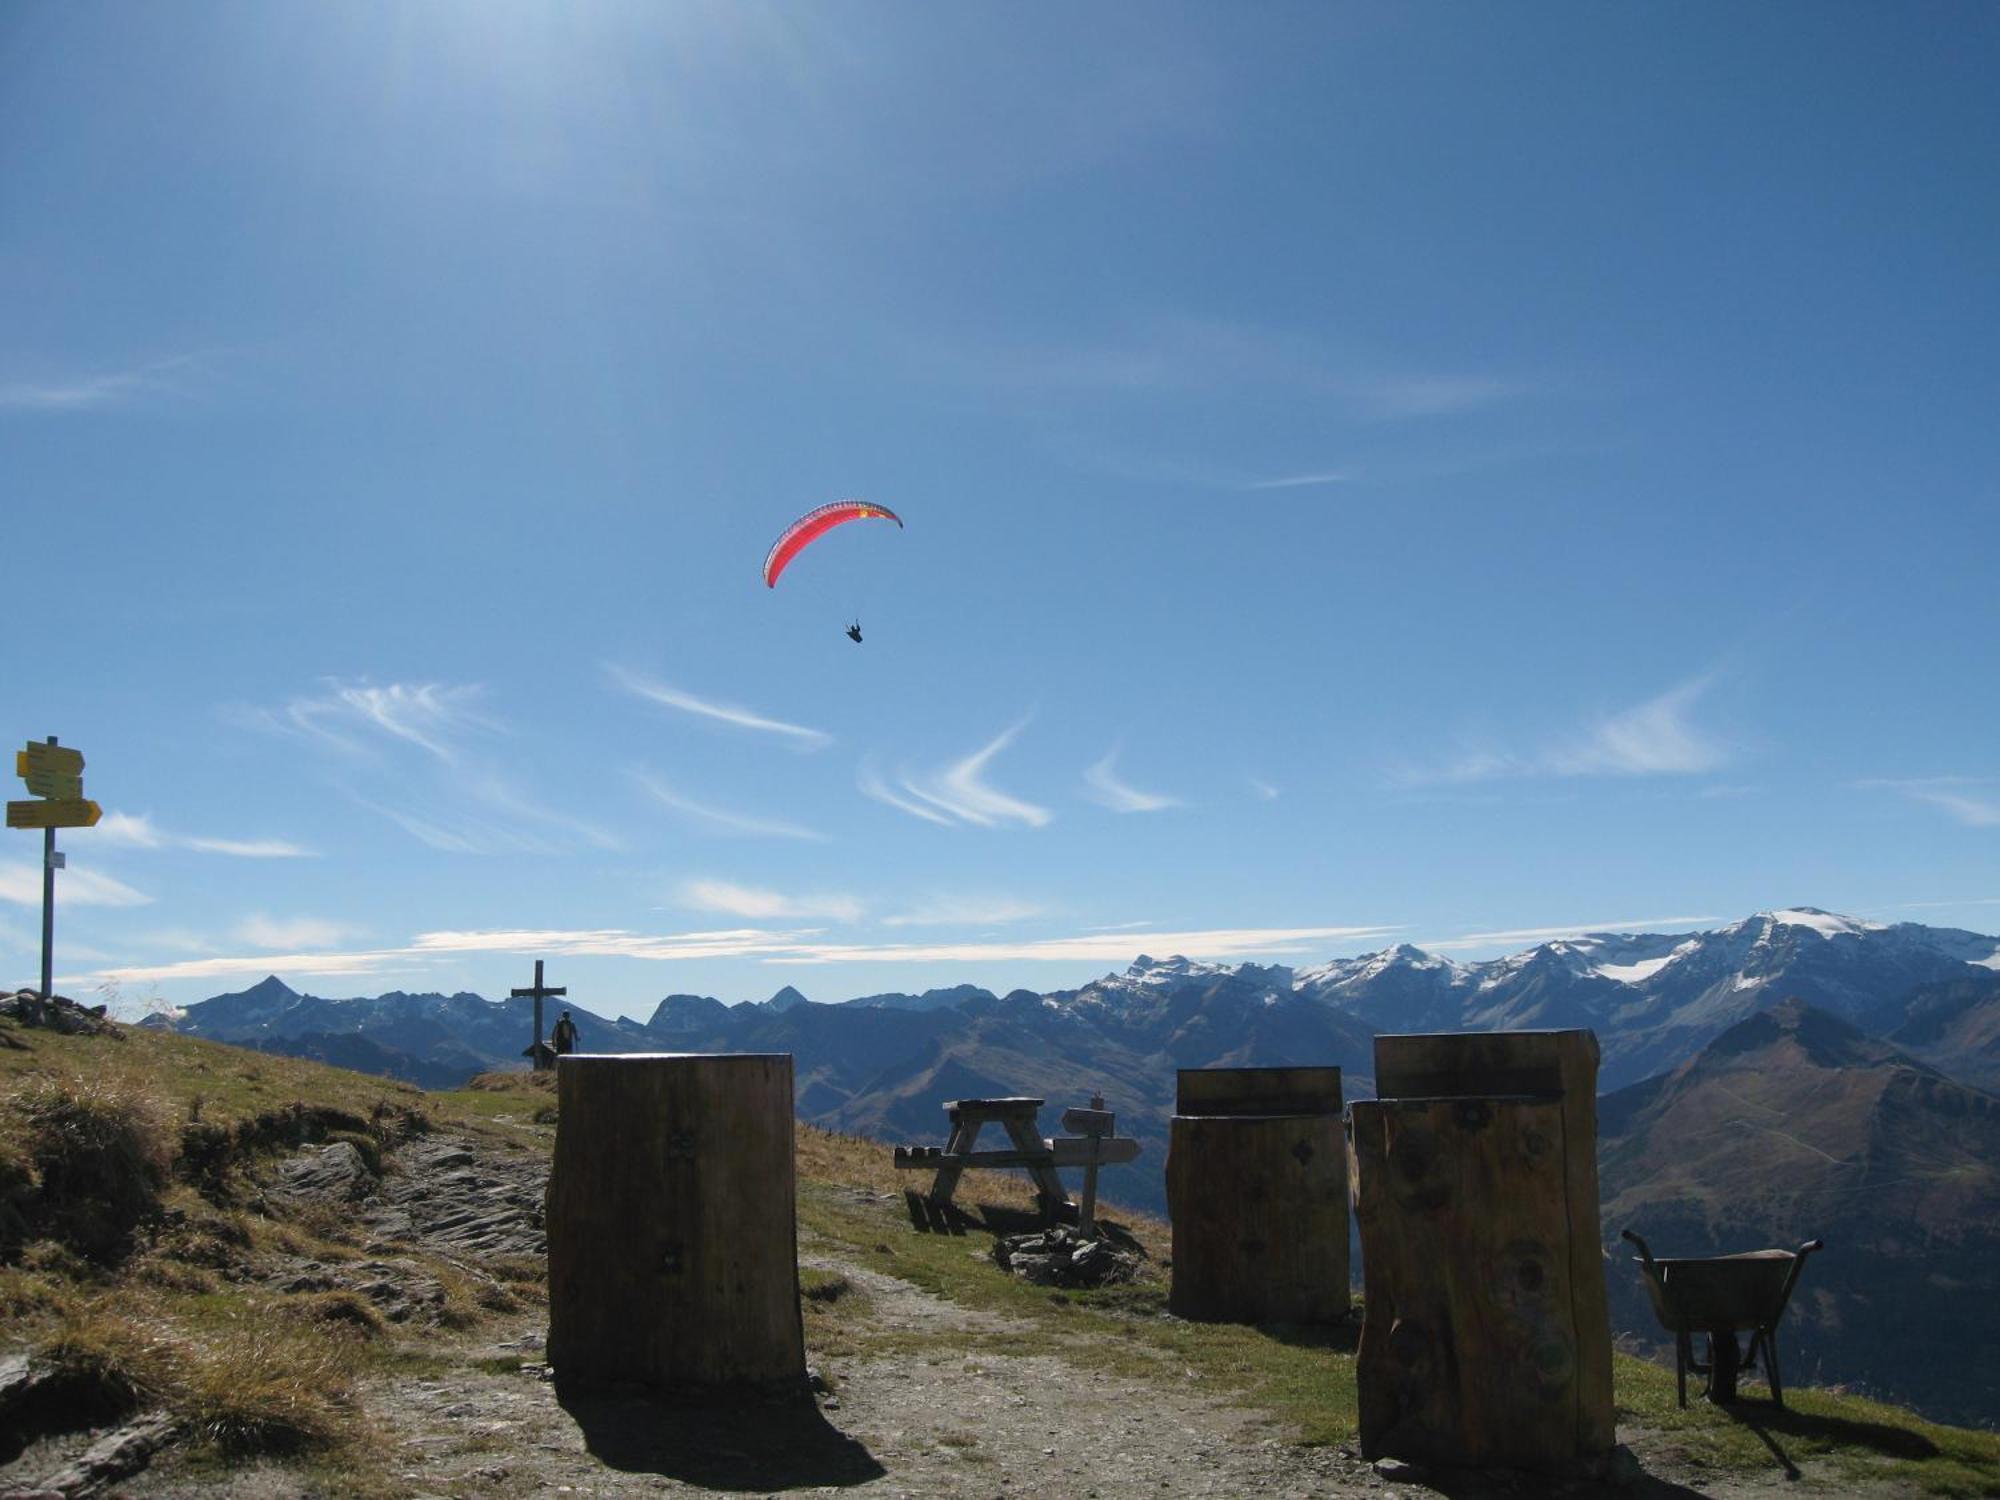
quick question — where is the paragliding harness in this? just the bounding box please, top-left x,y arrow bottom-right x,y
846,621 -> 863,643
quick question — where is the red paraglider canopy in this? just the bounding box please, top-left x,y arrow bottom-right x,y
762,500 -> 903,588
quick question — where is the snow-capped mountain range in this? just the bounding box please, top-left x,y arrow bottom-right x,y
161,906 -> 2000,1102
1056,907 -> 2000,1090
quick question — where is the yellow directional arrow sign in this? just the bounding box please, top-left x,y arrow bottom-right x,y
18,744 -> 84,778
18,767 -> 82,799
7,799 -> 102,830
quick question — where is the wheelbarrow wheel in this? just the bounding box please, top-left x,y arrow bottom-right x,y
1707,1327 -> 1742,1404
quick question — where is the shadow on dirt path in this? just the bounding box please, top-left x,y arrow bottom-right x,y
556,1383 -> 886,1490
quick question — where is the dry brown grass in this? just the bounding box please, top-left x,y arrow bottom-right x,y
466,1069 -> 554,1093
281,1288 -> 387,1338
169,1317 -> 364,1457
8,1070 -> 171,1260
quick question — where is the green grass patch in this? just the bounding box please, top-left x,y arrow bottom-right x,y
1614,1354 -> 2000,1496
796,1164 -> 2000,1491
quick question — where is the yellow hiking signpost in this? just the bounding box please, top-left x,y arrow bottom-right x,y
8,736 -> 102,999
6,799 -> 102,830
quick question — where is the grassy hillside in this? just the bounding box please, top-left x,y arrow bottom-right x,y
0,1010 -> 557,1490
4,1009 -> 1996,1497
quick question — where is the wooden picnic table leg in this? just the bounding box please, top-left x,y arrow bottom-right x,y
999,1113 -> 1070,1215
928,1116 -> 977,1205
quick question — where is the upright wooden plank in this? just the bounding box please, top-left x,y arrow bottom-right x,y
546,1053 -> 804,1390
1353,1097 -> 1586,1466
1176,1065 -> 1343,1118
1370,1030 -> 1612,1454
1167,1113 -> 1349,1323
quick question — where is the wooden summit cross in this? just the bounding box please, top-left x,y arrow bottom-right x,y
512,959 -> 566,1072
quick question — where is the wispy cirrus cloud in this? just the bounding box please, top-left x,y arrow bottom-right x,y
1248,777 -> 1281,801
1394,678 -> 1733,787
1082,749 -> 1181,813
0,352 -> 212,412
858,759 -> 954,826
1417,915 -> 1720,951
83,925 -> 819,984
761,924 -> 1401,966
1546,679 -> 1730,776
607,665 -> 831,750
0,861 -> 151,908
881,896 -> 1045,928
1243,471 -> 1350,491
635,773 -> 827,841
82,812 -> 312,859
1859,776 -> 2000,828
677,879 -> 862,922
1352,376 -> 1518,421
82,921 -> 1402,985
866,723 -> 1051,829
238,679 -> 618,854
239,680 -> 493,765
941,314 -> 1526,423
234,915 -> 364,950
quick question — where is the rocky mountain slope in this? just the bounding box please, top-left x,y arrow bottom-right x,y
1598,998 -> 2000,1428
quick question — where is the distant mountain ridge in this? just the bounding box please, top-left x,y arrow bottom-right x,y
152,907 -> 2000,1218
159,907 -> 2000,1103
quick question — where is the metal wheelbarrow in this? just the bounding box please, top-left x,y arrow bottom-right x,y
1621,1229 -> 1824,1408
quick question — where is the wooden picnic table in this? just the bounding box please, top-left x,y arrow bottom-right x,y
892,1096 -> 1140,1227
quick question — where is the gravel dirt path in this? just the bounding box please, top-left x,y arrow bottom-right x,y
5,1123 -> 1875,1499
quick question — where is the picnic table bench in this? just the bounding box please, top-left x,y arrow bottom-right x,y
892,1096 -> 1140,1228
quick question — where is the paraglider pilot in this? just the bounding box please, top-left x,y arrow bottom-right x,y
846,621 -> 863,643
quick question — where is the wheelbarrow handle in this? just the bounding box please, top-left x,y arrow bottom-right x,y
1795,1237 -> 1824,1258
1620,1228 -> 1658,1264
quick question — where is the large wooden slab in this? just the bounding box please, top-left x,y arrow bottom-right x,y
1353,1097 -> 1592,1467
1374,1029 -> 1594,1109
1168,1113 -> 1349,1324
1358,1029 -> 1613,1462
1176,1065 -> 1343,1117
546,1053 -> 804,1390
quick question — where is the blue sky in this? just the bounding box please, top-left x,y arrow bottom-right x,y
4,2 -> 1996,1017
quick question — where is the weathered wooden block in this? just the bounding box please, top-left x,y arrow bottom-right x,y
545,1053 -> 804,1391
1176,1064 -> 1344,1119
1352,1030 -> 1613,1467
1168,1066 -> 1348,1324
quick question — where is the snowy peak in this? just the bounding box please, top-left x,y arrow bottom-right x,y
1297,943 -> 1459,989
1759,907 -> 1887,939
1080,916 -> 2000,1096
1124,953 -> 1223,981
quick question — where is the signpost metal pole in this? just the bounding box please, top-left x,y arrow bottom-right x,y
9,735 -> 99,1001
40,738 -> 57,1001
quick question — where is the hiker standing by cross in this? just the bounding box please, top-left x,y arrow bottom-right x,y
512,959 -> 567,1072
